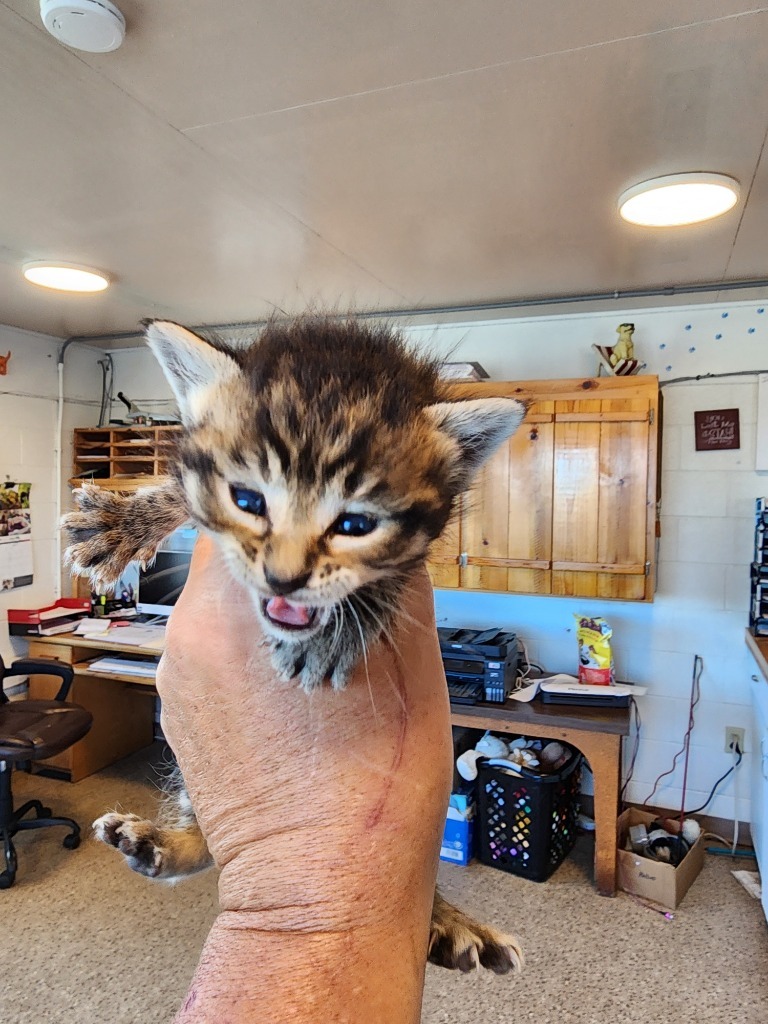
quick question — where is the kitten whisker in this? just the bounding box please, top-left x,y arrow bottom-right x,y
345,597 -> 378,722
328,603 -> 343,659
350,591 -> 403,661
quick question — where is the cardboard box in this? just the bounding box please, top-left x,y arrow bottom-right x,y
617,807 -> 705,910
440,795 -> 475,866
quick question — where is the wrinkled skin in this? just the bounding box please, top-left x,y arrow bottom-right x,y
103,538 -> 519,1022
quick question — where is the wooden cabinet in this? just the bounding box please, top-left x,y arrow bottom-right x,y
69,425 -> 182,598
427,375 -> 659,602
26,637 -> 155,781
71,425 -> 181,491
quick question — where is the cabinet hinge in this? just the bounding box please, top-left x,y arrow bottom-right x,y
649,408 -> 655,425
644,561 -> 651,575
459,552 -> 468,568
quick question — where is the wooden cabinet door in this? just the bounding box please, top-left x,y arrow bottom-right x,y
460,402 -> 555,594
426,376 -> 658,602
551,396 -> 653,600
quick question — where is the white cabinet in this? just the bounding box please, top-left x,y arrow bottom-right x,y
749,674 -> 768,923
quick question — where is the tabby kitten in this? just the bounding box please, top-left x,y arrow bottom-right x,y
65,317 -> 526,973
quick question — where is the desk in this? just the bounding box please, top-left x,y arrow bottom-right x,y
28,632 -> 628,891
26,632 -> 157,781
451,698 -> 630,896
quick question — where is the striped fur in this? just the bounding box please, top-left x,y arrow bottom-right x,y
65,316 -> 525,691
77,314 -> 526,974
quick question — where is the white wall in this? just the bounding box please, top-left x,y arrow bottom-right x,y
0,325 -> 104,665
109,298 -> 768,822
406,299 -> 767,823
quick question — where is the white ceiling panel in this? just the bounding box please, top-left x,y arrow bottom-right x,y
0,1 -> 766,339
188,13 -> 768,307
5,1 -> 760,128
0,5 -> 406,336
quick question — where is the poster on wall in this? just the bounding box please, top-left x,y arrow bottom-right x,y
0,481 -> 33,589
694,408 -> 741,452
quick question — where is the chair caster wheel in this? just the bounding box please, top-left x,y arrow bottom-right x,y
63,833 -> 80,850
39,807 -> 53,819
0,871 -> 16,889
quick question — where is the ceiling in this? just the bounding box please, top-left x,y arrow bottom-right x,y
1,1 -> 767,342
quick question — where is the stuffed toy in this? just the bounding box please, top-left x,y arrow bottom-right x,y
611,323 -> 635,364
456,730 -> 571,781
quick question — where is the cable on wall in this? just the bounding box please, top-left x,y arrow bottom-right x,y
683,745 -> 743,816
61,277 -> 768,347
660,369 -> 768,387
620,696 -> 642,804
640,654 -> 702,809
55,339 -> 104,598
97,353 -> 114,427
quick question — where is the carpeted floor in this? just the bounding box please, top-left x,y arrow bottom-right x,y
2,744 -> 766,1023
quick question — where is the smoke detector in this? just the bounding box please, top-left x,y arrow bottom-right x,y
40,0 -> 126,53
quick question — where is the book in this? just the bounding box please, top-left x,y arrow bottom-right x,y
9,615 -> 85,637
37,617 -> 85,636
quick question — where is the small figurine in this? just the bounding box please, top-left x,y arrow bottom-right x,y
610,323 -> 635,365
0,351 -> 11,376
592,323 -> 640,376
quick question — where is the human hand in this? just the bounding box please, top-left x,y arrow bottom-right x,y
157,535 -> 453,1022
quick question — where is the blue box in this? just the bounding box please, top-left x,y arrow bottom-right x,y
440,799 -> 475,866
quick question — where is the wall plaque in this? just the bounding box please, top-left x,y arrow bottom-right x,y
694,408 -> 740,451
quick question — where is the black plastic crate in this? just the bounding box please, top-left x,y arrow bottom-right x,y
476,748 -> 582,882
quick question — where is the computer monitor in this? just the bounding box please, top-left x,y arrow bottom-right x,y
136,528 -> 197,617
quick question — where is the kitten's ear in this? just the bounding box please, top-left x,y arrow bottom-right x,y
143,320 -> 241,417
425,397 -> 527,484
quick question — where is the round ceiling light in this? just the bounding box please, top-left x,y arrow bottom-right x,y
618,173 -> 740,227
23,262 -> 110,292
40,0 -> 126,53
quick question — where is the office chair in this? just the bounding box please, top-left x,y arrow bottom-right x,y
0,655 -> 93,889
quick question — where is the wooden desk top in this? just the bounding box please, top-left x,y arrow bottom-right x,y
451,696 -> 631,736
32,632 -> 629,733
29,630 -> 163,657
745,629 -> 768,682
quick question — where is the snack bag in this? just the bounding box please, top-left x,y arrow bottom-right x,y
574,615 -> 614,685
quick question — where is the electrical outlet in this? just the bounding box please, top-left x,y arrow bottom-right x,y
725,726 -> 745,754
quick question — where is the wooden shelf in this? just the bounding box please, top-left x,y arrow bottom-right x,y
72,424 -> 181,491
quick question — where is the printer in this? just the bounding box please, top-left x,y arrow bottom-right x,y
437,626 -> 520,704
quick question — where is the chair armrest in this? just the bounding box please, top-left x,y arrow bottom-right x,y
7,658 -> 75,702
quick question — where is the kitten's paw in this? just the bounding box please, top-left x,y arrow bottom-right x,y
269,641 -> 306,683
269,630 -> 361,691
429,901 -> 523,974
63,487 -> 153,585
329,647 -> 357,690
269,638 -> 333,691
93,812 -> 165,878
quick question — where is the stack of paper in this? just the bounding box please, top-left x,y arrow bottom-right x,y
88,657 -> 158,678
96,625 -> 166,648
74,618 -> 112,636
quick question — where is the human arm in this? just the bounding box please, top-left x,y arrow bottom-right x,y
157,535 -> 453,1023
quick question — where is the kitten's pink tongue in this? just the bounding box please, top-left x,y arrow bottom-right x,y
265,596 -> 312,626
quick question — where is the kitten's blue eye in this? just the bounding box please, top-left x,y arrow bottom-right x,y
231,486 -> 267,517
332,512 -> 377,537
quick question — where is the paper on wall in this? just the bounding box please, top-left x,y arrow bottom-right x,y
0,481 -> 32,590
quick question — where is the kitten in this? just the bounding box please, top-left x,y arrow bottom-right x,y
65,316 -> 526,974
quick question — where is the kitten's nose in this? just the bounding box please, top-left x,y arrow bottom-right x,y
264,568 -> 312,596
